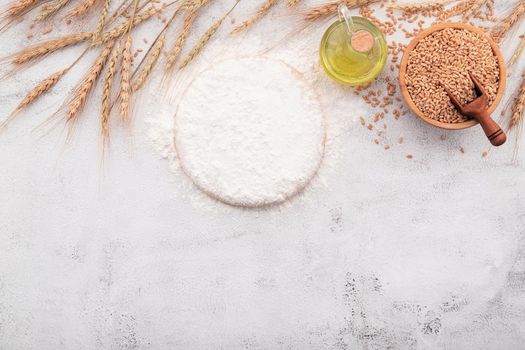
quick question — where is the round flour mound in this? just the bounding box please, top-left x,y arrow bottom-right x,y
174,57 -> 326,208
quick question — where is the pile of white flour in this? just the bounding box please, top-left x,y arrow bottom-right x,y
148,57 -> 327,208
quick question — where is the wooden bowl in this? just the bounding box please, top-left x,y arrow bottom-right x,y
399,22 -> 506,130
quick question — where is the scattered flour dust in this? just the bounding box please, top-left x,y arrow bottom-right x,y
146,56 -> 343,210
176,57 -> 326,207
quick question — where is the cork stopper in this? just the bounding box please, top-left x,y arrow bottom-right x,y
351,30 -> 374,53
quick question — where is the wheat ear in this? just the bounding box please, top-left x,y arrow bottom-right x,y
119,0 -> 140,123
165,12 -> 196,69
509,35 -> 525,68
1,69 -> 67,129
119,35 -> 132,122
462,0 -> 486,20
96,6 -> 159,44
101,42 -> 120,143
36,0 -> 70,20
5,0 -> 38,17
131,3 -> 180,91
11,32 -> 92,64
180,1 -> 239,69
92,0 -> 110,43
132,32 -> 165,91
287,0 -> 303,8
231,0 -> 278,34
67,0 -> 99,17
66,41 -> 114,125
304,0 -> 379,21
509,73 -> 525,160
492,2 -> 525,42
388,0 -> 452,10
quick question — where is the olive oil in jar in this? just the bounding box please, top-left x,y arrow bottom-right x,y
320,8 -> 387,86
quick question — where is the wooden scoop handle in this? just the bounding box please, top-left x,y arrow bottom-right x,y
471,109 -> 507,146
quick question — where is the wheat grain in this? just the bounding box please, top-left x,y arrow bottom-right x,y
492,2 -> 525,42
304,0 -> 379,21
165,12 -> 196,69
101,42 -> 119,141
132,32 -> 164,91
92,0 -> 110,43
66,41 -> 114,123
1,68 -> 67,129
67,0 -> 99,17
6,0 -> 38,17
231,0 -> 277,34
36,0 -> 70,20
12,32 -> 92,64
509,35 -> 525,68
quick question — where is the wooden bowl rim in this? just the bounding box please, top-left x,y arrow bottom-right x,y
398,22 -> 507,130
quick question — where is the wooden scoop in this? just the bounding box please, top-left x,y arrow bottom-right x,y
443,72 -> 506,146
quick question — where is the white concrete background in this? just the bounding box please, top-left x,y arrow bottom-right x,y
1,1 -> 525,349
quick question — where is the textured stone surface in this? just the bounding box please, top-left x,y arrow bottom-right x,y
1,1 -> 525,349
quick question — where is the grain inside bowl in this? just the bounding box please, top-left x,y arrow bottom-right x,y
405,27 -> 500,124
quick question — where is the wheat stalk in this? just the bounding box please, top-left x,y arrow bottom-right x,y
66,41 -> 114,125
11,32 -> 92,64
92,0 -> 111,43
5,0 -> 39,17
509,35 -> 525,68
67,0 -> 99,17
462,0 -> 486,20
304,0 -> 379,21
1,68 -> 68,129
165,11 -> 196,69
36,0 -> 70,20
231,0 -> 278,34
492,2 -> 525,42
132,32 -> 165,91
180,0 -> 239,69
101,42 -> 120,143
